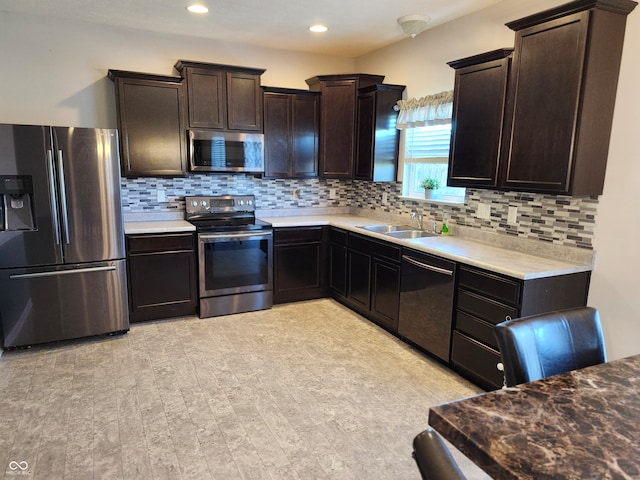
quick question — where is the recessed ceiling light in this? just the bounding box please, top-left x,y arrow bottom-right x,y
309,24 -> 328,33
187,4 -> 209,14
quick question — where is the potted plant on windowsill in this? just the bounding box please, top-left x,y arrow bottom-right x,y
420,177 -> 441,199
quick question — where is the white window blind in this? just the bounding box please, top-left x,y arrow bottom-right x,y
405,123 -> 452,160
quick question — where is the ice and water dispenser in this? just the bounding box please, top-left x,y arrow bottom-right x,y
0,175 -> 36,231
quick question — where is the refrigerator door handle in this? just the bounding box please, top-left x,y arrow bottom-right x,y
56,149 -> 71,244
46,149 -> 62,245
9,265 -> 117,280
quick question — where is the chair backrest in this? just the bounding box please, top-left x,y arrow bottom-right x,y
494,306 -> 606,387
412,428 -> 466,480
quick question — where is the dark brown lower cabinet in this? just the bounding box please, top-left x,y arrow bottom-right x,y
126,233 -> 197,322
273,227 -> 328,304
450,265 -> 591,390
344,233 -> 401,334
328,228 -> 348,299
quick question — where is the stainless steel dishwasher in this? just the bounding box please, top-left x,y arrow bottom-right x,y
398,249 -> 456,362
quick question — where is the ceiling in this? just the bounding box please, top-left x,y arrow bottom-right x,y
0,0 -> 505,57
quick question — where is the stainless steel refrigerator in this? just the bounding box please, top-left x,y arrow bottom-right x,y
0,124 -> 129,348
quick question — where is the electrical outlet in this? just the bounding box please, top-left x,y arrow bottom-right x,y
508,206 -> 518,224
382,192 -> 388,204
292,189 -> 300,199
329,188 -> 337,200
477,203 -> 491,219
157,189 -> 166,202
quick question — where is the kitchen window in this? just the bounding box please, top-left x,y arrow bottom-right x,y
396,92 -> 465,203
400,124 -> 466,203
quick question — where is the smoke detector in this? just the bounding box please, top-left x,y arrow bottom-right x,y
397,14 -> 431,38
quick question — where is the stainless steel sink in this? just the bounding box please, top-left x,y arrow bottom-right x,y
384,230 -> 438,239
357,224 -> 415,233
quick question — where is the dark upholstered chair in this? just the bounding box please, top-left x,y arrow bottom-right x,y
412,428 -> 466,480
494,306 -> 606,387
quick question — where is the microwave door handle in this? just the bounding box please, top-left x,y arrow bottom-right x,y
46,149 -> 62,245
56,149 -> 70,244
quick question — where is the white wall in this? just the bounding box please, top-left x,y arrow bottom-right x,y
357,0 -> 640,360
0,11 -> 355,129
589,9 -> 640,361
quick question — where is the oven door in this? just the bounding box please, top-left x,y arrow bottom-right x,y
198,230 -> 273,298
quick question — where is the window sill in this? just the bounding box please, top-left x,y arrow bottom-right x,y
399,194 -> 465,206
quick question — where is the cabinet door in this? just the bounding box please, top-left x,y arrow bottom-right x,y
274,242 -> 322,303
264,92 -> 292,177
371,259 -> 400,333
114,77 -> 187,177
185,68 -> 225,129
291,94 -> 319,177
330,242 -> 348,298
319,80 -> 356,178
127,234 -> 197,322
501,12 -> 589,193
355,85 -> 403,182
348,249 -> 371,310
226,72 -> 262,131
355,91 -> 375,180
448,56 -> 510,188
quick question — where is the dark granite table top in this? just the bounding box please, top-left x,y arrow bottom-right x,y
429,354 -> 640,479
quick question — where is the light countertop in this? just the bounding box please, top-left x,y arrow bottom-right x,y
124,219 -> 195,234
261,214 -> 592,280
124,213 -> 592,280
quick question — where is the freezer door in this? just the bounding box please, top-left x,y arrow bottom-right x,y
0,124 -> 63,268
0,260 -> 129,348
52,127 -> 125,263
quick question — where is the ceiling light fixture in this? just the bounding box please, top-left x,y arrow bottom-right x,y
187,4 -> 209,14
309,24 -> 328,33
397,14 -> 431,38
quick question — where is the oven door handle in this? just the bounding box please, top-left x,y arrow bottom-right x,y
199,231 -> 272,241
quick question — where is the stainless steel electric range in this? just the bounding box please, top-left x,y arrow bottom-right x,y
185,195 -> 273,318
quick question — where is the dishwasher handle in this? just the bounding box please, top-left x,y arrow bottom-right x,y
402,255 -> 454,276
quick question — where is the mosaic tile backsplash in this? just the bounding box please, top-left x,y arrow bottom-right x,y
121,174 -> 597,250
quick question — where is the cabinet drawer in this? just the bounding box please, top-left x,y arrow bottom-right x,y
349,234 -> 401,263
457,290 -> 518,325
451,331 -> 503,390
455,310 -> 498,349
330,227 -> 348,245
459,266 -> 521,305
274,226 -> 323,244
127,233 -> 194,254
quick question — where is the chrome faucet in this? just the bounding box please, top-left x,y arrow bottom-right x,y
410,209 -> 423,230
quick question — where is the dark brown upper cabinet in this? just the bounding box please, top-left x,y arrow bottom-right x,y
447,49 -> 513,189
355,84 -> 405,182
174,60 -> 265,132
108,70 -> 188,177
306,74 -> 385,179
500,0 -> 636,195
263,87 -> 320,178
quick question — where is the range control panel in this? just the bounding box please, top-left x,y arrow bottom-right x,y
185,195 -> 255,215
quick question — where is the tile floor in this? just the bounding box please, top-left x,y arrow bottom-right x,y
0,299 -> 491,479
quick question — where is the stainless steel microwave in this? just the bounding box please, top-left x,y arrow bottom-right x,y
188,130 -> 265,173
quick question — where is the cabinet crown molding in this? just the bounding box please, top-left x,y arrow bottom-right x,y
447,48 -> 514,70
107,69 -> 183,83
506,0 -> 637,31
173,60 -> 266,76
